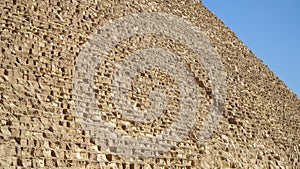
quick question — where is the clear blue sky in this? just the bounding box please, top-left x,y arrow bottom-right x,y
202,1 -> 300,98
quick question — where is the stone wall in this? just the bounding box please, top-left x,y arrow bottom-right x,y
0,0 -> 299,168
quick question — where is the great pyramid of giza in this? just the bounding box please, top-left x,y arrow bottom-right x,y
0,0 -> 299,168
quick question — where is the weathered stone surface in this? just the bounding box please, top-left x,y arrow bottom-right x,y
0,0 -> 299,168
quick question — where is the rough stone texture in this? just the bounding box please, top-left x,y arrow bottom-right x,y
0,0 -> 299,168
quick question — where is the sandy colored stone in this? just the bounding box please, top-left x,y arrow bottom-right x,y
0,0 -> 299,168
